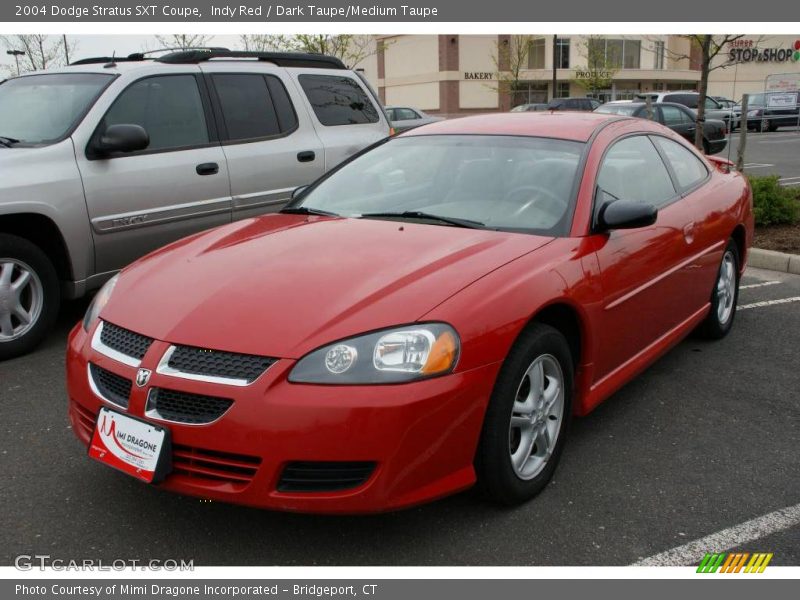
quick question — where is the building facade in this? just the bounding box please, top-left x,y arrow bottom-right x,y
358,34 -> 800,115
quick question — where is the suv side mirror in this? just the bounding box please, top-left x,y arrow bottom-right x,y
92,124 -> 149,156
597,198 -> 658,231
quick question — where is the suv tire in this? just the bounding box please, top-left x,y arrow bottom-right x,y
0,234 -> 60,360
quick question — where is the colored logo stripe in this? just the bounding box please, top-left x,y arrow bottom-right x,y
697,552 -> 773,573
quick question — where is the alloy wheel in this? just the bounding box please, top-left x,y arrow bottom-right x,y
716,250 -> 736,325
508,354 -> 565,480
0,258 -> 44,342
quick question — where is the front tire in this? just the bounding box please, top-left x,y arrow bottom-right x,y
475,323 -> 573,505
0,234 -> 60,360
698,240 -> 739,340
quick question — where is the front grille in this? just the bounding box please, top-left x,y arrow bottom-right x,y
278,461 -> 376,493
146,388 -> 233,424
171,444 -> 261,487
100,321 -> 153,361
166,345 -> 275,383
89,363 -> 132,408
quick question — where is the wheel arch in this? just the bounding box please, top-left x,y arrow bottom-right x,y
731,223 -> 747,274
0,213 -> 73,282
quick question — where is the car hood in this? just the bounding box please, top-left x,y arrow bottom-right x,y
101,215 -> 552,358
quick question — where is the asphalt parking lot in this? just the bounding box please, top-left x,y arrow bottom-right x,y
0,266 -> 798,566
726,126 -> 800,185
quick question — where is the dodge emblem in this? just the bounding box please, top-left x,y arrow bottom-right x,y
136,368 -> 152,387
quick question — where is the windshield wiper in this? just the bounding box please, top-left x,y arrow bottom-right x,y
280,206 -> 340,217
0,136 -> 20,147
359,211 -> 487,229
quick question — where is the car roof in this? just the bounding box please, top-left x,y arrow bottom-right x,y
401,112 -> 626,142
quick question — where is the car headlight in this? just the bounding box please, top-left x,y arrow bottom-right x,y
82,274 -> 119,331
747,109 -> 761,117
289,323 -> 460,384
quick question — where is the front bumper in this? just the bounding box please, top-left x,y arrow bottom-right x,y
66,322 -> 500,513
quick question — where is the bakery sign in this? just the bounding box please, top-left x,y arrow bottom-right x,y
464,72 -> 494,80
728,39 -> 800,63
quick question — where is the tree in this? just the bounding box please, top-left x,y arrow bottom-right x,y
154,34 -> 214,51
571,35 -> 619,98
1,34 -> 77,73
239,34 -> 286,52
489,35 -> 535,108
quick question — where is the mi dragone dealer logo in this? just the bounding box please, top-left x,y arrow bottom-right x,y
697,552 -> 773,573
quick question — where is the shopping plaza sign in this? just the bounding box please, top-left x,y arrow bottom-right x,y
728,39 -> 800,62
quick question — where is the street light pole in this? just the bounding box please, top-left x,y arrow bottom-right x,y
551,35 -> 558,101
6,50 -> 25,76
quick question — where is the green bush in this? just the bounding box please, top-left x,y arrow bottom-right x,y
748,175 -> 800,227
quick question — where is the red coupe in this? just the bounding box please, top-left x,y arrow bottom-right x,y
66,112 -> 753,513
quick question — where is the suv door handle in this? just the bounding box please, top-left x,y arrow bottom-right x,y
196,162 -> 219,176
297,151 -> 316,163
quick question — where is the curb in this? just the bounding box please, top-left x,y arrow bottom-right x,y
749,248 -> 800,275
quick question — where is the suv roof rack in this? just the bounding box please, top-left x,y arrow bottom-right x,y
156,49 -> 346,69
70,47 -> 231,66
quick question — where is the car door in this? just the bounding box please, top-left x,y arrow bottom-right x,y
290,69 -> 389,171
75,72 -> 232,275
659,105 -> 696,144
201,66 -> 325,221
591,134 -> 700,381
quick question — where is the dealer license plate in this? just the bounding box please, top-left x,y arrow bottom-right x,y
88,407 -> 170,483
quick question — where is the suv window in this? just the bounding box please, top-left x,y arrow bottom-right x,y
597,135 -> 676,207
665,93 -> 698,108
652,137 -> 708,190
212,74 -> 297,142
102,75 -> 209,151
298,74 -> 379,126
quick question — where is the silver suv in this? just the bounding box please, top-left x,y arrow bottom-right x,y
0,49 -> 390,359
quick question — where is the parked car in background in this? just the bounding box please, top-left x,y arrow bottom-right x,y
0,49 -> 390,360
547,97 -> 601,111
595,101 -> 728,154
67,111 -> 752,513
712,96 -> 737,109
385,106 -> 444,133
635,91 -> 739,130
740,91 -> 800,132
511,103 -> 550,112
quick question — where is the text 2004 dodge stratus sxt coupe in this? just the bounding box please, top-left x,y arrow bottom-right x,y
67,112 -> 753,513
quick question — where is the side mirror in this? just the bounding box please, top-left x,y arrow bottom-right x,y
291,185 -> 309,200
92,124 -> 149,156
598,199 -> 658,231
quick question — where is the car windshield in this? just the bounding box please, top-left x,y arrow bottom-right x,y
0,73 -> 113,145
293,134 -> 585,235
595,103 -> 640,115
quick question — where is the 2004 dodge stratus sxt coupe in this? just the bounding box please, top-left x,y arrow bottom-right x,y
67,112 -> 753,513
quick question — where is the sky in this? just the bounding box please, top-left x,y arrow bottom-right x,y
1,35 -> 245,73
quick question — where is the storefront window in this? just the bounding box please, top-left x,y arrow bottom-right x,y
624,41 -> 641,69
588,38 -> 641,70
528,38 -> 546,69
512,81 -> 549,105
556,38 -> 570,69
557,82 -> 570,98
654,41 -> 665,69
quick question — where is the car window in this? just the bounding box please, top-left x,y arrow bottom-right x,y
386,108 -> 397,120
652,136 -> 709,190
297,135 -> 585,235
704,97 -> 721,109
661,105 -> 691,126
595,103 -> 639,116
395,108 -> 420,120
0,73 -> 113,145
102,75 -> 209,151
212,74 -> 278,141
298,74 -> 379,126
597,135 -> 676,207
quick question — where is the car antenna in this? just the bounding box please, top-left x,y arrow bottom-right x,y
104,52 -> 117,69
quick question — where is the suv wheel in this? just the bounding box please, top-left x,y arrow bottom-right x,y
0,234 -> 60,360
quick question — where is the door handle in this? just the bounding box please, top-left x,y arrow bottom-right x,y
196,162 -> 219,176
683,221 -> 696,243
297,151 -> 316,163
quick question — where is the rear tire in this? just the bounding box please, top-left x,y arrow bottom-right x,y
698,240 -> 739,340
475,323 -> 573,505
0,234 -> 60,360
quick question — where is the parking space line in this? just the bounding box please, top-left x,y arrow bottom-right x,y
743,163 -> 774,169
634,503 -> 800,566
739,281 -> 781,290
739,296 -> 800,310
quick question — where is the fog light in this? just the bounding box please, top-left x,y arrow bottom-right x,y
325,344 -> 358,374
